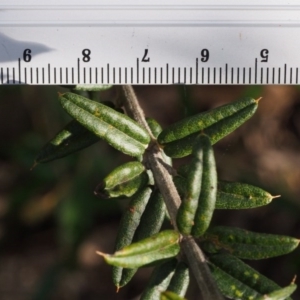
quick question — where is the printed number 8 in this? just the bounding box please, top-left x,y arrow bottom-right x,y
82,49 -> 91,62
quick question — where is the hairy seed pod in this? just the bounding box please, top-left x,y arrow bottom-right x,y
161,98 -> 259,158
59,92 -> 150,157
95,161 -> 148,199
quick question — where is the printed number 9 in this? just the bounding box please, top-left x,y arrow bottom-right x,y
201,49 -> 209,62
82,49 -> 91,62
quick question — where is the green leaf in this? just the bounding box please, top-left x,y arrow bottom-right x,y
116,189 -> 167,288
160,97 -> 259,158
34,119 -> 99,164
209,259 -> 262,299
176,134 -> 217,237
201,226 -> 300,259
97,230 -> 180,268
146,117 -> 163,138
216,181 -> 279,209
59,92 -> 150,157
256,283 -> 297,300
94,161 -> 148,199
140,259 -> 177,300
191,135 -> 217,238
74,84 -> 113,91
167,261 -> 190,297
160,291 -> 187,300
112,187 -> 152,288
173,174 -> 277,210
209,254 -> 289,299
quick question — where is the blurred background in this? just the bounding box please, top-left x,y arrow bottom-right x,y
0,85 -> 299,300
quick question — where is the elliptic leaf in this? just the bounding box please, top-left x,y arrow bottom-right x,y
96,230 -> 180,268
201,226 -> 299,260
95,161 -> 148,199
59,92 -> 150,157
161,97 -> 259,158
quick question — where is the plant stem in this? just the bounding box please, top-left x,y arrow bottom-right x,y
122,85 -> 224,300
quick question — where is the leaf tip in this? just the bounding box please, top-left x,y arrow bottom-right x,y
271,195 -> 281,200
30,161 -> 38,171
255,97 -> 262,104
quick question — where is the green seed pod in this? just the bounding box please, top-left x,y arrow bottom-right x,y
158,97 -> 258,144
176,134 -> 205,235
112,187 -> 152,287
115,189 -> 166,288
160,291 -> 187,300
97,230 -> 180,268
167,261 -> 190,297
35,120 -> 99,164
209,254 -> 286,298
140,259 -> 178,300
256,283 -> 296,300
95,161 -> 148,199
192,135 -> 217,238
201,226 -> 300,260
59,92 -> 150,157
161,98 -> 259,158
216,181 -> 280,209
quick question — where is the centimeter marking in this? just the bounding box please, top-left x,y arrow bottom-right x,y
1,57 -> 298,85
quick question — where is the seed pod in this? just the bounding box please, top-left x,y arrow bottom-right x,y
209,254 -> 287,298
115,189 -> 166,288
256,283 -> 296,300
161,98 -> 259,158
201,226 -> 300,260
216,181 -> 279,209
95,161 -> 148,199
140,259 -> 177,300
167,261 -> 190,297
59,92 -> 150,157
96,230 -> 180,268
112,187 -> 152,287
192,135 -> 217,238
160,291 -> 187,300
35,120 -> 100,164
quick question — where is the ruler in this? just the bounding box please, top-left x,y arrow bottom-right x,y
1,0 -> 300,85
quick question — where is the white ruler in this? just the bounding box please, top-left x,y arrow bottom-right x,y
1,0 -> 300,85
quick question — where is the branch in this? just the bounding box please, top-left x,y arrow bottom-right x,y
122,85 -> 224,300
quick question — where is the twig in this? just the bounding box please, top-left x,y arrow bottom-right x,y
122,85 -> 224,300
